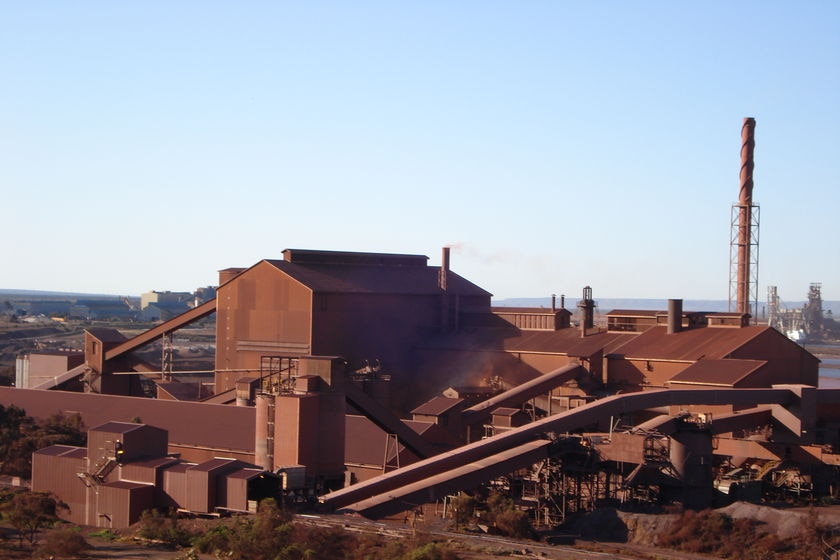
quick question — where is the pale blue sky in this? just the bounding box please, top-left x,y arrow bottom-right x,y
2,2 -> 838,301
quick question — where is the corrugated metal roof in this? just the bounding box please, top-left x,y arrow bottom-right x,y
190,458 -> 240,473
262,259 -> 491,297
91,421 -> 146,435
226,467 -> 264,481
491,407 -> 520,417
126,456 -> 180,469
164,462 -> 193,474
668,359 -> 767,387
35,444 -> 86,458
283,248 -> 428,267
86,328 -> 128,343
608,325 -> 768,361
411,396 -> 463,416
419,327 -> 629,357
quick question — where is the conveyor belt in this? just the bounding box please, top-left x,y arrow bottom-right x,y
322,386 -> 797,515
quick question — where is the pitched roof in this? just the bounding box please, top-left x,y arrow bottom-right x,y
91,421 -> 147,435
260,259 -> 491,297
190,458 -> 242,473
86,328 -> 128,344
491,407 -> 521,417
668,359 -> 767,387
607,325 -> 768,362
226,467 -> 265,481
411,396 -> 464,416
418,327 -> 629,358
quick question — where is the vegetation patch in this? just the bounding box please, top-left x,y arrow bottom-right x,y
657,508 -> 838,559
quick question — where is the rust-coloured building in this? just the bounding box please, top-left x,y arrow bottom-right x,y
31,421 -> 277,528
214,248 -> 491,401
10,246 -> 832,525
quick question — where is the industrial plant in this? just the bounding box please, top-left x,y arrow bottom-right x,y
2,119 -> 839,532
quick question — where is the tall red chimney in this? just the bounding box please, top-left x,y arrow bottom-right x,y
736,118 -> 756,315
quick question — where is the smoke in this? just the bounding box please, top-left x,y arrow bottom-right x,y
445,242 -> 557,270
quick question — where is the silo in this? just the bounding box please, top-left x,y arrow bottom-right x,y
669,417 -> 714,509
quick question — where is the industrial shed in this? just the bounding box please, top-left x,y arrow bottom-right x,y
31,421 -> 277,529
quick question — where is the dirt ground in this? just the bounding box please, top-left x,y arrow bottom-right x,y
7,502 -> 832,560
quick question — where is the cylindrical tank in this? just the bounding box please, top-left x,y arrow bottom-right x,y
670,426 -> 714,509
255,393 -> 273,471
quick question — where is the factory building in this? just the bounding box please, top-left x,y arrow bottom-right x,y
9,119 -> 840,529
8,248 -> 832,527
212,247 -> 491,408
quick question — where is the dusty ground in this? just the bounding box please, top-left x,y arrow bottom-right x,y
13,502 -> 831,560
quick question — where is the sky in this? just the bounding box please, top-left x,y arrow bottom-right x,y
1,2 -> 838,302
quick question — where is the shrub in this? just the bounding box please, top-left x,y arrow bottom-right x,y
36,527 -> 90,558
493,509 -> 533,539
479,491 -> 534,539
136,509 -> 194,549
191,524 -> 235,554
1,490 -> 65,548
401,542 -> 461,560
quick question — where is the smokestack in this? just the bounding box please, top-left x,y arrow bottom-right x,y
440,247 -> 451,333
439,246 -> 450,292
552,294 -> 556,312
561,294 -> 565,309
578,286 -> 595,337
736,118 -> 756,316
667,299 -> 683,334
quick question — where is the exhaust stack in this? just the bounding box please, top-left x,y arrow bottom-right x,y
736,118 -> 756,316
578,286 -> 595,337
667,299 -> 683,334
439,246 -> 450,292
439,247 -> 453,333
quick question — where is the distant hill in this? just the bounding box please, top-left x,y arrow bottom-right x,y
3,289 -> 836,316
0,289 -> 130,300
